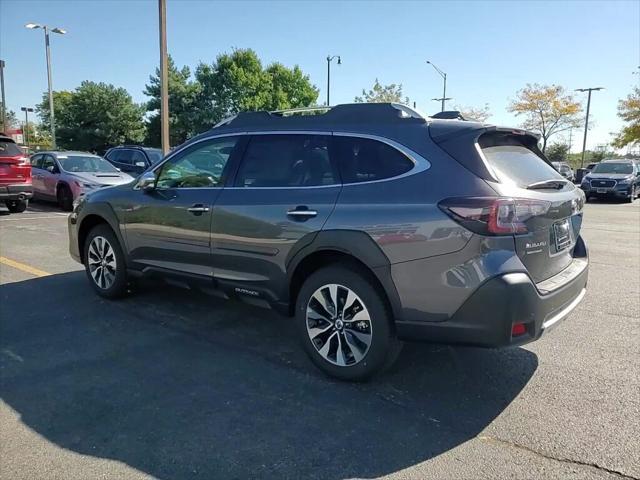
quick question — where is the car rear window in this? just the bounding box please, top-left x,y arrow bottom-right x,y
0,140 -> 22,157
479,134 -> 563,187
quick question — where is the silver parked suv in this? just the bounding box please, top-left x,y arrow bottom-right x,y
68,103 -> 589,380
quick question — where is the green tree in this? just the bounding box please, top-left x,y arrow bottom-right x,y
546,143 -> 569,162
0,104 -> 18,132
354,79 -> 410,104
194,49 -> 318,130
612,86 -> 640,148
508,84 -> 582,153
144,55 -> 201,147
37,81 -> 145,152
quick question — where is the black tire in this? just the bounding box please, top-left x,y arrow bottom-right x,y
83,224 -> 128,299
625,186 -> 634,203
5,199 -> 28,213
295,264 -> 402,381
57,184 -> 74,211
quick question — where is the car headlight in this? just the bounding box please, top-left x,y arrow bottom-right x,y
618,178 -> 632,185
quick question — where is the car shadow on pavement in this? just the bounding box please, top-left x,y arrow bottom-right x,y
1,272 -> 538,479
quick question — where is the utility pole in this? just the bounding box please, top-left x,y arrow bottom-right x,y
158,0 -> 170,154
0,60 -> 6,132
426,60 -> 448,111
568,127 -> 573,154
21,107 -> 34,149
575,87 -> 603,168
326,55 -> 341,106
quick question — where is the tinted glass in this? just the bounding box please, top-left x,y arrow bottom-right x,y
57,155 -> 119,173
591,162 -> 633,174
156,137 -> 238,188
30,154 -> 43,168
236,135 -> 336,187
0,140 -> 22,157
115,150 -> 134,165
333,136 -> 413,183
482,145 -> 564,187
42,155 -> 56,170
145,149 -> 163,164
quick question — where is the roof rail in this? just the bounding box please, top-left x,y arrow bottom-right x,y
270,106 -> 333,116
211,103 -> 428,130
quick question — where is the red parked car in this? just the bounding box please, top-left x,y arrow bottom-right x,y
0,134 -> 32,213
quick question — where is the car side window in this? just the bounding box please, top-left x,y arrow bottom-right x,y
116,150 -> 134,165
235,135 -> 336,187
42,155 -> 56,171
131,150 -> 147,166
31,154 -> 43,168
156,137 -> 239,189
333,136 -> 414,184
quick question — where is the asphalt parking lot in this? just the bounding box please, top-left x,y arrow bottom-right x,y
0,198 -> 638,480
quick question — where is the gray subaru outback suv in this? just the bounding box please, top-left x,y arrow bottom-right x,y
68,103 -> 588,380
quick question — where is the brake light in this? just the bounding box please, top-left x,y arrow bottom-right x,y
439,197 -> 551,235
511,323 -> 527,336
17,157 -> 30,165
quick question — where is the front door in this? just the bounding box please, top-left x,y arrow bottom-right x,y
124,136 -> 242,277
211,133 -> 341,299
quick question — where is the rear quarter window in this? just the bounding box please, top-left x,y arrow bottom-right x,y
333,136 -> 413,183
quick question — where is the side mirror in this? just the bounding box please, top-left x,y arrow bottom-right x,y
136,171 -> 156,191
135,161 -> 146,168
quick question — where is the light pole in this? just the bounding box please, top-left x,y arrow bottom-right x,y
426,60 -> 448,112
21,107 -> 34,149
25,23 -> 66,149
0,60 -> 6,132
575,87 -> 603,168
158,0 -> 170,154
326,55 -> 341,106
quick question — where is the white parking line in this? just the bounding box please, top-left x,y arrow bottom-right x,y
0,215 -> 67,221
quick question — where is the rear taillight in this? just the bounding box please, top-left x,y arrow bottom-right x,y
439,197 -> 551,235
15,157 -> 30,166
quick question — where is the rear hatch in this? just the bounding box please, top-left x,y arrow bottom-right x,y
433,125 -> 585,284
0,137 -> 31,185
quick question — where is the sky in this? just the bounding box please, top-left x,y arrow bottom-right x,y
1,0 -> 639,151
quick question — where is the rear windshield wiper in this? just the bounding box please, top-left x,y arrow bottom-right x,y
526,179 -> 569,190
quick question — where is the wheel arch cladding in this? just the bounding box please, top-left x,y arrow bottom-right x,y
286,230 -> 403,322
77,206 -> 126,264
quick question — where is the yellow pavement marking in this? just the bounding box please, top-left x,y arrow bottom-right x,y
0,256 -> 51,277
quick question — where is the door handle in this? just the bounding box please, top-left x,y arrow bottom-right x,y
187,204 -> 210,215
287,207 -> 318,219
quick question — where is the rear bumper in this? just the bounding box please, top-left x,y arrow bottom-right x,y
395,253 -> 588,347
0,184 -> 33,201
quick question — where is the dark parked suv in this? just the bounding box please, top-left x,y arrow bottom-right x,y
68,103 -> 589,380
104,146 -> 163,175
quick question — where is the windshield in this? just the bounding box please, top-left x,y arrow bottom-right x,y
146,149 -> 163,164
58,155 -> 119,173
591,163 -> 633,174
0,140 -> 22,157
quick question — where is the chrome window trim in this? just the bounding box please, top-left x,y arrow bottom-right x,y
140,130 -> 431,191
333,131 -> 431,186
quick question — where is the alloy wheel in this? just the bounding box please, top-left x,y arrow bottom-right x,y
306,284 -> 373,366
87,236 -> 117,289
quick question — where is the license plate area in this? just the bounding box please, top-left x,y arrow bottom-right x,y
597,188 -> 607,193
553,219 -> 572,252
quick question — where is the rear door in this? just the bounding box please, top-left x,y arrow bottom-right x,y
478,133 -> 584,282
210,133 -> 341,299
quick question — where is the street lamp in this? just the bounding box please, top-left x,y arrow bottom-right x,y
575,87 -> 604,168
426,60 -> 448,112
326,55 -> 341,106
0,60 -> 6,132
21,107 -> 34,149
25,23 -> 67,149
